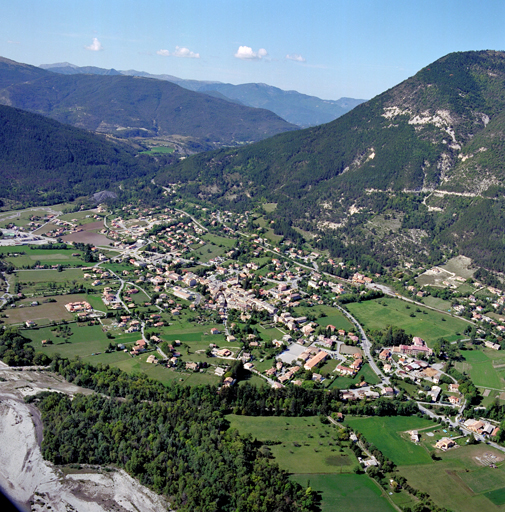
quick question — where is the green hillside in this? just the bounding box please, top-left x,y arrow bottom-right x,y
156,50 -> 505,272
0,56 -> 297,146
0,104 -> 152,205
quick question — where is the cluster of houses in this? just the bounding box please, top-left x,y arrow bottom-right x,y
64,301 -> 92,313
265,361 -> 304,386
463,418 -> 500,437
335,352 -> 363,377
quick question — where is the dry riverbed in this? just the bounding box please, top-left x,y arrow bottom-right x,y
0,368 -> 169,512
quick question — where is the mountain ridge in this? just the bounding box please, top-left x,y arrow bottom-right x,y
0,57 -> 297,148
40,62 -> 366,127
156,50 -> 505,272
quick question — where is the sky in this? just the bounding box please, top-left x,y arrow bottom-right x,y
2,0 -> 505,101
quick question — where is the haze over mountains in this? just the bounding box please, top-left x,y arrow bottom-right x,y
40,62 -> 366,128
157,50 -> 505,272
0,56 -> 297,149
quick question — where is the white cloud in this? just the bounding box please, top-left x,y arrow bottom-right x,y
157,46 -> 200,58
286,53 -> 306,62
173,46 -> 200,58
85,37 -> 103,51
7,40 -> 20,45
234,46 -> 268,60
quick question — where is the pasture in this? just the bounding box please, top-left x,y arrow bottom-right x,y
455,349 -> 505,390
344,415 -> 434,466
227,415 -> 357,474
0,246 -> 88,268
292,304 -> 354,332
399,444 -> 505,512
290,474 -> 396,512
4,293 -> 99,326
346,297 -> 469,345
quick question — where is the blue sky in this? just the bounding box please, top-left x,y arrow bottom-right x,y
2,0 -> 505,100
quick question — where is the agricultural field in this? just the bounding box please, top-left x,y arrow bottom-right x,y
399,444 -> 505,512
0,246 -> 90,268
24,322 -> 222,386
346,297 -> 469,345
13,268 -> 93,296
455,348 -> 505,390
4,293 -> 99,326
227,415 -> 357,474
345,415 -> 435,466
140,146 -> 174,155
290,474 -> 396,512
292,304 -> 354,332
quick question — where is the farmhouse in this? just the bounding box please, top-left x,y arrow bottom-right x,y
435,438 -> 455,451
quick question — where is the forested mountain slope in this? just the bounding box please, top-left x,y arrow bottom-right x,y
41,62 -> 366,127
0,57 -> 297,146
0,104 -> 152,205
157,51 -> 505,272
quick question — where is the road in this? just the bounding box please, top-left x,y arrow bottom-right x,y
334,304 -> 388,385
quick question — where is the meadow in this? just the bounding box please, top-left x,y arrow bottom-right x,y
290,474 -> 396,512
24,322 -> 222,386
292,304 -> 354,332
455,348 -> 505,390
344,415 -> 435,466
0,245 -> 90,268
4,293 -> 102,326
346,297 -> 469,345
399,444 -> 505,512
227,415 -> 358,474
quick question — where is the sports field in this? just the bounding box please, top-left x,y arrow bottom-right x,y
346,297 -> 468,345
227,415 -> 357,474
345,415 -> 434,466
290,474 -> 396,512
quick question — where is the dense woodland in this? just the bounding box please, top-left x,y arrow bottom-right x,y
10,353 -> 425,511
0,104 -> 154,205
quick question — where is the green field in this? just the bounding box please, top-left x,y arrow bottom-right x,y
399,444 -> 505,512
24,322 -> 221,386
455,349 -> 505,390
14,268 -> 94,296
345,415 -> 434,466
327,363 -> 381,389
346,297 -> 469,345
227,415 -> 357,474
0,246 -> 90,268
292,304 -> 354,332
290,474 -> 396,512
140,146 -> 174,155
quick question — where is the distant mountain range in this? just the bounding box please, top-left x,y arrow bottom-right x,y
40,62 -> 366,127
157,50 -> 505,273
0,56 -> 297,149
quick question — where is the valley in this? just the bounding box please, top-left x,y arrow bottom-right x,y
2,49 -> 505,512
